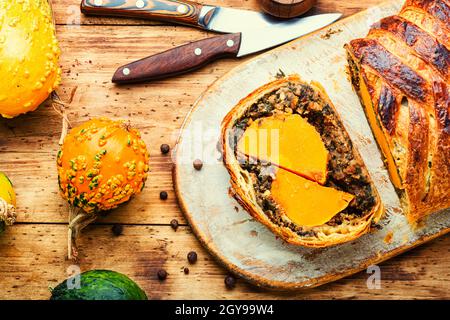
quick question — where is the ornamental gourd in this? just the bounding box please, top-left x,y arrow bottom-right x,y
0,0 -> 61,118
0,172 -> 16,234
57,118 -> 150,260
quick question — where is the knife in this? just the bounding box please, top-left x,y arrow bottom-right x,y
81,0 -> 321,33
112,13 -> 341,84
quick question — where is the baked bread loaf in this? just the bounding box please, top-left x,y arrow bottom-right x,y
345,0 -> 450,222
221,75 -> 383,247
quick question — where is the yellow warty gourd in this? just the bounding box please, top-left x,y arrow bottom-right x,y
57,118 -> 150,260
0,0 -> 61,118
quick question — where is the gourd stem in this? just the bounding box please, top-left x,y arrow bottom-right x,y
50,92 -> 71,145
0,197 -> 16,226
67,206 -> 97,261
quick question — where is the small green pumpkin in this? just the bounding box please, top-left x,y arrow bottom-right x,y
50,270 -> 148,300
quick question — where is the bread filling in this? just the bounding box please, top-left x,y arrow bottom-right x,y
232,82 -> 377,236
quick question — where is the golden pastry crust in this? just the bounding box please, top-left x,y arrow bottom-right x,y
345,0 -> 450,222
221,75 -> 383,247
400,0 -> 450,49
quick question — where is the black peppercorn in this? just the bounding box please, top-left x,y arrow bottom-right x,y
184,267 -> 189,275
187,251 -> 198,264
157,269 -> 168,281
170,219 -> 179,231
160,144 -> 170,154
224,275 -> 236,289
160,191 -> 168,200
193,159 -> 203,170
111,224 -> 123,236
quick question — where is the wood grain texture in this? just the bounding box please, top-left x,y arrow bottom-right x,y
0,0 -> 448,299
0,224 -> 448,300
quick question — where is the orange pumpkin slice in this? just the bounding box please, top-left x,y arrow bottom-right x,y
356,72 -> 403,189
271,169 -> 355,227
237,114 -> 328,184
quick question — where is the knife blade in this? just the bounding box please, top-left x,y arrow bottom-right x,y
81,0 -> 326,33
112,13 -> 341,84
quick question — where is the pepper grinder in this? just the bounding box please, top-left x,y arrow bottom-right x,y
259,0 -> 316,19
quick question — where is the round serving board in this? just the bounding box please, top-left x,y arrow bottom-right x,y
173,0 -> 450,289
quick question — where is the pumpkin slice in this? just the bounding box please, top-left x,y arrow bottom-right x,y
271,168 -> 354,227
353,67 -> 404,189
237,114 -> 328,184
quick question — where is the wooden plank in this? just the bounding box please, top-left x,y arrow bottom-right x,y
0,25 -> 245,150
0,224 -> 448,300
0,26 -> 245,224
52,0 -> 385,25
0,26 -> 243,148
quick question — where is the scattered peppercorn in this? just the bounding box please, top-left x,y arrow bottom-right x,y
170,219 -> 179,231
184,267 -> 190,275
111,224 -> 123,236
160,144 -> 170,154
187,251 -> 198,264
193,159 -> 203,170
224,275 -> 236,289
157,269 -> 168,281
160,191 -> 168,200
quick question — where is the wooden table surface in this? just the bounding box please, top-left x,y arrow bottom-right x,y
0,0 -> 448,300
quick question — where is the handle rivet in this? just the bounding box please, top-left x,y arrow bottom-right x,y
177,5 -> 188,14
194,48 -> 202,56
136,0 -> 145,9
94,0 -> 103,6
226,40 -> 235,47
122,68 -> 131,76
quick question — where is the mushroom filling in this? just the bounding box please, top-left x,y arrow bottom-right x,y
229,82 -> 377,236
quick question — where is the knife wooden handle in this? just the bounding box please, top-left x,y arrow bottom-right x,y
81,0 -> 214,27
112,33 -> 241,84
